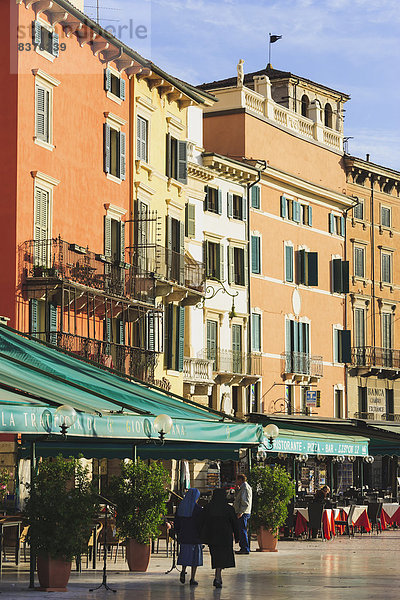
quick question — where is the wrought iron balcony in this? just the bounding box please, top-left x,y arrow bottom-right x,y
33,330 -> 160,385
20,238 -> 155,303
352,346 -> 400,371
203,349 -> 262,377
281,351 -> 323,378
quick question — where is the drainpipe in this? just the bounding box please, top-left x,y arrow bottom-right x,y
247,161 -> 267,410
129,73 -> 135,265
370,172 -> 376,361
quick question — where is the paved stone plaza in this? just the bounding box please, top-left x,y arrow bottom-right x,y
0,531 -> 399,599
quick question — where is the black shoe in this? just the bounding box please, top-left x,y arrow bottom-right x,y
235,550 -> 250,554
189,580 -> 198,586
180,572 -> 186,584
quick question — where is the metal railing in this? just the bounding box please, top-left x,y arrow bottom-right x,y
281,351 -> 323,377
20,238 -> 155,302
33,330 -> 159,384
353,412 -> 400,422
201,349 -> 262,376
352,346 -> 400,369
183,357 -> 214,382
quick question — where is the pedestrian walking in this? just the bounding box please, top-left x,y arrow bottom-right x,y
234,473 -> 253,554
174,488 -> 203,586
200,488 -> 239,589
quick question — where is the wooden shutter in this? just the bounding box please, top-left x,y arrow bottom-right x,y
280,195 -> 286,218
339,330 -> 352,363
219,243 -> 224,281
177,140 -> 187,184
227,193 -> 233,218
292,200 -> 300,223
120,77 -> 126,100
137,116 -> 147,161
34,187 -> 49,266
103,123 -> 111,173
204,186 -> 209,211
227,245 -> 234,284
382,313 -> 392,349
308,206 -> 313,227
119,221 -> 125,263
179,221 -> 185,285
103,317 -> 111,354
104,68 -> 111,91
340,216 -> 345,237
242,195 -> 247,221
185,203 -> 195,238
382,253 -> 391,283
177,306 -> 185,371
165,304 -> 174,369
251,186 -> 260,209
329,213 -> 335,233
342,260 -> 349,293
104,216 -> 112,257
146,311 -> 155,351
52,32 -> 59,57
243,248 -> 248,286
203,240 -> 209,277
165,133 -> 172,177
252,313 -> 261,352
285,245 -> 294,282
217,189 -> 223,215
354,247 -> 364,278
36,86 -> 49,143
354,308 -> 365,347
307,252 -> 318,286
29,299 -> 38,336
33,21 -> 42,46
354,201 -> 363,220
118,319 -> 125,345
298,249 -> 306,284
119,131 -> 126,180
48,303 -> 57,345
332,258 -> 342,293
207,320 -> 217,365
251,236 -> 260,274
166,216 -> 172,279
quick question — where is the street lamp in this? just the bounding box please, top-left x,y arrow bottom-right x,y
199,278 -> 239,320
154,414 -> 173,444
264,423 -> 279,449
55,404 -> 78,439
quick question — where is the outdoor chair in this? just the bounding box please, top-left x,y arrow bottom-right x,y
19,525 -> 30,562
335,505 -> 355,537
307,502 -> 324,540
155,521 -> 172,556
367,502 -> 383,534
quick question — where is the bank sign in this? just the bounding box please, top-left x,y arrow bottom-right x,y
265,435 -> 368,457
367,388 -> 385,415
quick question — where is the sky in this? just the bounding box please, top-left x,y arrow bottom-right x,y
84,0 -> 400,171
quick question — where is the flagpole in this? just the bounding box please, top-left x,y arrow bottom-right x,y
268,32 -> 271,66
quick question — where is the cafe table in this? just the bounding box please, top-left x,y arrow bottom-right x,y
381,503 -> 400,528
339,505 -> 371,533
294,507 -> 336,540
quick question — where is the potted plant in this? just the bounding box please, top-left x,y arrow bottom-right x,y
0,468 -> 11,506
249,464 -> 295,552
110,459 -> 170,572
24,455 -> 98,591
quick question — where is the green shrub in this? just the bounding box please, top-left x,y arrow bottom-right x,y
249,464 -> 295,533
24,455 -> 98,561
110,459 -> 170,545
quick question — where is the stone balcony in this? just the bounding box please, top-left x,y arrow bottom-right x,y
183,357 -> 215,397
203,78 -> 343,152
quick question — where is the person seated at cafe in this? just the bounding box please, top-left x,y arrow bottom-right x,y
314,485 -> 330,503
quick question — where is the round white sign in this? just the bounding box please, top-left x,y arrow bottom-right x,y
292,288 -> 301,316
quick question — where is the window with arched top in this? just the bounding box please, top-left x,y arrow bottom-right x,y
324,103 -> 333,128
301,95 -> 309,117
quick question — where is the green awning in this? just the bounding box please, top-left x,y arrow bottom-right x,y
264,427 -> 369,457
366,424 -> 400,456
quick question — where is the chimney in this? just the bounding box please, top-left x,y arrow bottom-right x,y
68,0 -> 84,11
366,153 -> 370,162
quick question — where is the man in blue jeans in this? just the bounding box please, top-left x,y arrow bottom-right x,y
233,474 -> 252,554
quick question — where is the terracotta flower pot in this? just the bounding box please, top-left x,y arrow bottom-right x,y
256,526 -> 278,552
126,538 -> 151,572
37,554 -> 72,592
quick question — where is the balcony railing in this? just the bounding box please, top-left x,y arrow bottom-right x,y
183,357 -> 214,383
281,351 -> 323,378
202,349 -> 262,376
354,412 -> 400,422
33,330 -> 159,385
352,346 -> 400,370
20,238 -> 155,303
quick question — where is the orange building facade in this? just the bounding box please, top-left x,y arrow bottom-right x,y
199,66 -> 353,418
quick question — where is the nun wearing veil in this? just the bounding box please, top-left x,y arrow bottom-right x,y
174,488 -> 203,586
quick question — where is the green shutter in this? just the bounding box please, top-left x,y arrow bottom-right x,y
52,32 -> 59,57
252,313 -> 261,352
203,240 -> 209,277
103,317 -> 111,354
332,258 -> 342,293
104,123 -> 111,173
104,68 -> 111,91
48,303 -> 57,345
251,236 -> 260,274
219,243 -> 224,281
118,319 -> 125,345
339,330 -> 351,363
280,195 -> 286,218
251,186 -> 260,209
292,201 -> 300,223
218,189 -> 223,215
285,245 -> 293,282
120,77 -> 126,100
227,193 -> 233,218
298,249 -> 306,284
187,203 -> 195,238
119,131 -> 126,180
307,252 -> 318,286
166,216 -> 172,278
179,221 -> 185,285
177,306 -> 185,372
242,195 -> 247,221
36,86 -> 49,142
243,248 -> 248,286
104,216 -> 112,257
207,320 -> 217,366
340,216 -> 345,237
308,206 -> 313,227
342,260 -> 349,293
33,21 -> 42,46
166,304 -> 174,369
29,299 -> 38,337
228,246 -> 234,284
119,221 -> 125,263
329,213 -> 335,233
166,134 -> 172,178
177,140 -> 187,184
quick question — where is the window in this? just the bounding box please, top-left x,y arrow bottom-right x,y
298,249 -> 318,286
33,20 -> 59,58
285,319 -> 310,374
324,103 -> 333,128
333,327 -> 351,363
251,235 -> 261,274
145,310 -> 164,353
35,85 -> 50,144
251,313 -> 261,352
301,95 -> 309,117
137,116 -> 148,162
166,216 -> 184,284
354,246 -> 365,278
34,186 -> 51,266
104,68 -> 126,101
206,320 -> 218,369
382,313 -> 392,349
334,389 -> 343,418
354,308 -> 365,347
204,186 -> 222,214
228,246 -> 247,286
104,215 -> 125,266
381,206 -> 391,228
166,134 -> 187,183
232,324 -> 243,373
329,213 -> 345,236
285,244 -> 294,282
332,258 -> 349,293
165,304 -> 185,372
228,193 -> 247,220
251,186 -> 260,209
280,196 -> 312,226
381,252 -> 392,283
204,240 -> 223,280
185,203 -> 195,238
353,200 -> 364,220
104,124 -> 126,180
